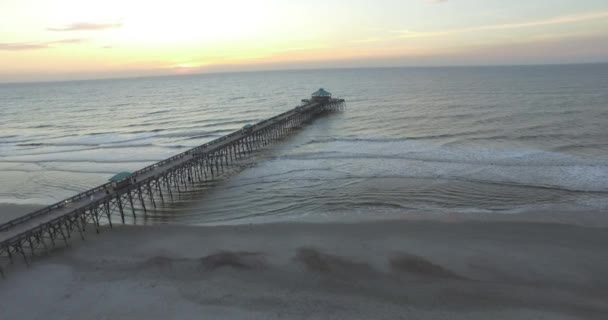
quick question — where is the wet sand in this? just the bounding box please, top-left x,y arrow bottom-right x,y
1,219 -> 607,319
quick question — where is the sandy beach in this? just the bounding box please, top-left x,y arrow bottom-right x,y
1,219 -> 607,319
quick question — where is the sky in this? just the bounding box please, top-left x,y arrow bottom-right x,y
1,0 -> 608,82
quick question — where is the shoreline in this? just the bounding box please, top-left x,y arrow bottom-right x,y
2,219 -> 607,319
2,201 -> 607,228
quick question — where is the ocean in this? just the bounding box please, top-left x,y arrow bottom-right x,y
1,64 -> 607,224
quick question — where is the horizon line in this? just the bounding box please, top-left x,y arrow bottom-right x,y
2,61 -> 607,85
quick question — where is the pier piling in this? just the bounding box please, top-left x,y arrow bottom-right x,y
0,92 -> 345,275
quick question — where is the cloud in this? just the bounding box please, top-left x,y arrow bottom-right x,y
51,39 -> 85,44
0,39 -> 85,51
349,10 -> 608,44
392,11 -> 608,39
47,21 -> 122,31
465,11 -> 608,32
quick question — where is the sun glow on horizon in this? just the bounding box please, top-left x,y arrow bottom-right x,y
1,0 -> 608,82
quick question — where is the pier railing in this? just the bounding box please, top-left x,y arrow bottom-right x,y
0,101 -> 331,233
0,97 -> 345,273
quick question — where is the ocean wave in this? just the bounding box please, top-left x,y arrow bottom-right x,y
127,121 -> 174,128
14,140 -> 155,148
281,151 -> 601,167
0,158 -> 161,164
32,132 -> 159,147
146,110 -> 170,115
16,143 -> 45,147
111,103 -> 131,107
297,138 -> 607,166
124,128 -> 166,134
158,128 -> 235,139
183,134 -> 222,140
303,131 -> 506,144
270,145 -> 608,193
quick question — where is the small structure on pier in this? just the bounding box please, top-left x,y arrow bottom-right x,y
109,172 -> 132,182
109,172 -> 132,191
311,88 -> 332,102
242,124 -> 254,134
302,88 -> 334,104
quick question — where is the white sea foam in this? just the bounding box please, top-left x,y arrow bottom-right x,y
279,138 -> 608,193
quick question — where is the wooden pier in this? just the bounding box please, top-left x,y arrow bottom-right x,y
0,91 -> 345,276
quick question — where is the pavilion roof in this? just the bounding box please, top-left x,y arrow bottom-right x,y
109,171 -> 132,182
312,88 -> 332,97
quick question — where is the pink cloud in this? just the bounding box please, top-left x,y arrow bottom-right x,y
0,39 -> 85,51
47,22 -> 122,31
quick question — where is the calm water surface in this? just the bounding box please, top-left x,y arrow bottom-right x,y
1,65 -> 607,224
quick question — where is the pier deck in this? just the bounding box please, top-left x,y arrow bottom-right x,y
0,95 -> 344,274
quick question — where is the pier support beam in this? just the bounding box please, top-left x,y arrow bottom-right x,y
156,179 -> 165,203
0,97 -> 345,276
117,195 -> 125,224
137,186 -> 147,215
127,192 -> 136,219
